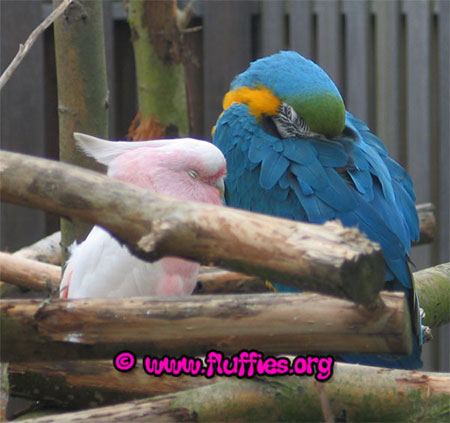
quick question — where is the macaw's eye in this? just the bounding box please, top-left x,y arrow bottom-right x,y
271,102 -> 310,139
187,169 -> 199,179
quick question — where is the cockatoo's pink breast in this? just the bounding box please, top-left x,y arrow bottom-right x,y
61,135 -> 226,299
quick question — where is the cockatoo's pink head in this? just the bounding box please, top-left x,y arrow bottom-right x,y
73,133 -> 226,205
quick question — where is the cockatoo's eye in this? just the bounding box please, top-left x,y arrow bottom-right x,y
271,102 -> 310,139
187,169 -> 199,179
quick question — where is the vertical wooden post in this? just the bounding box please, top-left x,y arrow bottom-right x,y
53,0 -> 109,262
125,0 -> 189,140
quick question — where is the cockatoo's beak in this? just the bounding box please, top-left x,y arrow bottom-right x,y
215,177 -> 225,197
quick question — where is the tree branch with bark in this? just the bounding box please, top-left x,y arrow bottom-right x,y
13,363 -> 450,423
0,149 -> 385,304
0,291 -> 412,363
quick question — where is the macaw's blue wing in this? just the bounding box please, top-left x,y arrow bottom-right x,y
214,104 -> 422,369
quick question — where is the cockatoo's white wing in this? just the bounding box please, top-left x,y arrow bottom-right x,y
61,226 -> 198,298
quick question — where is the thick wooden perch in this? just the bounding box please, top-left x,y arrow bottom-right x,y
0,292 -> 411,362
414,262 -> 450,328
8,360 -> 211,410
0,200 -> 435,294
15,363 -> 450,423
0,149 -> 385,304
415,202 -> 436,246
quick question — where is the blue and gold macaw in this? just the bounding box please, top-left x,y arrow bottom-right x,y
213,51 -> 424,369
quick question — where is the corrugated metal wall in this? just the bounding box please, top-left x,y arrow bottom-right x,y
1,0 -> 448,370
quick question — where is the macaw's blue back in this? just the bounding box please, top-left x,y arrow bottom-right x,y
213,51 -> 424,369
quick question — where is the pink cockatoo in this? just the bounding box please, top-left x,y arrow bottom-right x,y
60,133 -> 226,299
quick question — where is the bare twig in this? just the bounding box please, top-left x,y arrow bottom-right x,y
0,0 -> 73,91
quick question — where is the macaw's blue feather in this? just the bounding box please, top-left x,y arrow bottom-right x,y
394,183 -> 420,242
291,162 -> 329,191
385,156 -> 417,205
298,179 -> 314,196
213,89 -> 422,369
248,137 -> 274,163
260,153 -> 290,190
318,167 -> 358,212
347,169 -> 374,199
290,177 -> 336,222
282,139 -> 317,165
348,113 -> 388,154
308,139 -> 348,167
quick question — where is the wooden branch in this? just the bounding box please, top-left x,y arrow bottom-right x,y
15,363 -> 450,423
415,202 -> 436,246
0,0 -> 73,90
8,360 -> 211,410
0,150 -> 385,304
0,198 -> 434,296
194,264 -> 449,333
0,253 -> 60,293
12,231 -> 61,265
0,257 -> 446,332
0,232 -> 61,297
194,269 -> 270,294
0,200 -> 432,292
0,198 -> 432,295
0,292 -> 411,363
414,262 -> 450,328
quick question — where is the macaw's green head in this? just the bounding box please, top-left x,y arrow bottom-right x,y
222,51 -> 346,139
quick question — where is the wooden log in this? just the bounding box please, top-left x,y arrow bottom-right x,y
15,363 -> 450,423
0,149 -> 384,304
0,292 -> 411,362
0,253 -> 60,293
194,269 -> 270,294
0,200 -> 432,294
414,262 -> 450,328
8,360 -> 212,410
0,200 -> 433,293
415,202 -> 436,246
0,232 -> 61,297
9,231 -> 61,265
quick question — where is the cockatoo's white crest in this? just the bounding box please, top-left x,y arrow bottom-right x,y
73,133 -> 226,176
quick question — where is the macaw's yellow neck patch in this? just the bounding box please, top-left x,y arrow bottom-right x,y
223,86 -> 281,119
